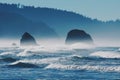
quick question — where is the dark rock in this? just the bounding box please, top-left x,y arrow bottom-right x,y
65,29 -> 93,45
20,32 -> 37,46
12,43 -> 17,46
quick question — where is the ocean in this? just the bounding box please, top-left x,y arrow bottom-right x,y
0,45 -> 120,80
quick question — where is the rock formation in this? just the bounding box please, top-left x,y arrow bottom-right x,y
65,29 -> 93,45
20,32 -> 37,46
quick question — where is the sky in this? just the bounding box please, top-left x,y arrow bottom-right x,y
0,0 -> 120,21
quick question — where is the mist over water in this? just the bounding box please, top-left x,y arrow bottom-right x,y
0,38 -> 120,47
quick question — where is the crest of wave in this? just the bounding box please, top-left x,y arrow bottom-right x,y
90,51 -> 120,58
17,46 -> 72,57
10,57 -> 59,66
45,64 -> 120,72
17,42 -> 95,57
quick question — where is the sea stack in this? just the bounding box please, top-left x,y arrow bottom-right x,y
20,32 -> 37,46
65,29 -> 93,45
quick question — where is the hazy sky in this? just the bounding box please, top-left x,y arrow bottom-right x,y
0,0 -> 120,21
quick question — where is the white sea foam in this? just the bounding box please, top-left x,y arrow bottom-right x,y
45,64 -> 120,72
17,45 -> 75,57
0,52 -> 13,55
17,49 -> 33,57
10,57 -> 60,65
0,51 -> 18,59
118,48 -> 120,51
90,51 -> 120,58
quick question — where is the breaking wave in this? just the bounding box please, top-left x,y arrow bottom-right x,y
0,45 -> 120,73
90,51 -> 120,58
0,57 -> 17,62
8,62 -> 39,68
45,64 -> 120,72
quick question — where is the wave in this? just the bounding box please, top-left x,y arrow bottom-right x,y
70,55 -> 120,61
7,57 -> 59,68
17,46 -> 73,57
45,64 -> 120,72
17,49 -> 33,57
118,48 -> 120,51
0,52 -> 15,56
0,51 -> 20,60
11,58 -> 60,65
90,51 -> 120,58
0,47 -> 120,71
70,55 -> 104,61
0,57 -> 17,62
7,62 -> 39,68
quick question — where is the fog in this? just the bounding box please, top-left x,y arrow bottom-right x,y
0,38 -> 120,48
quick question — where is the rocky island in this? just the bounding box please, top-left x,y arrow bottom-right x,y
20,32 -> 37,46
65,29 -> 93,45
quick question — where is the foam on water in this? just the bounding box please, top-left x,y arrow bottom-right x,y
0,52 -> 18,59
45,64 -> 120,72
16,46 -> 75,57
118,48 -> 120,52
0,44 -> 120,74
8,62 -> 39,68
0,52 -> 14,56
90,51 -> 120,58
9,57 -> 62,67
17,49 -> 33,57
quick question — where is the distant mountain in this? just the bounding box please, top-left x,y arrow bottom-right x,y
0,3 -> 120,41
0,11 -> 58,39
